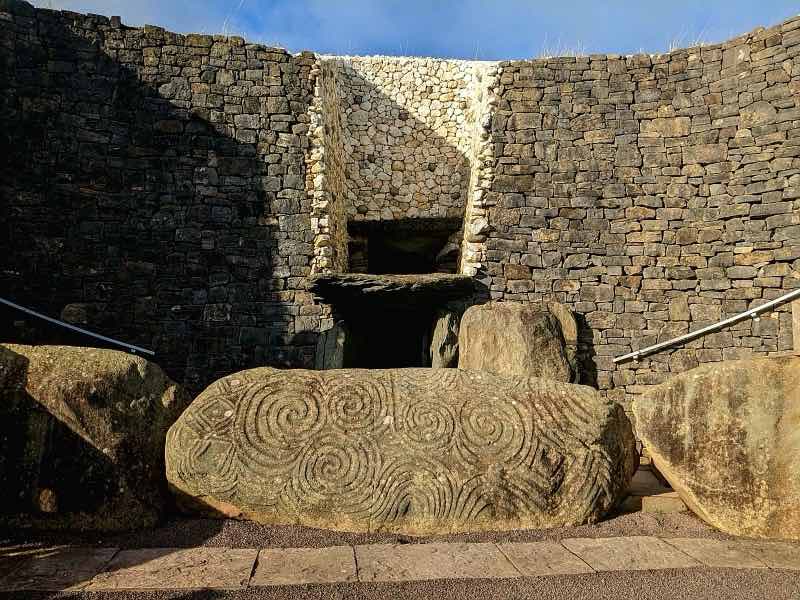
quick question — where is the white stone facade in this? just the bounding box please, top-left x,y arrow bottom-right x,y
307,55 -> 498,274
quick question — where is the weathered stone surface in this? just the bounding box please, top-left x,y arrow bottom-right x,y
252,547 -> 357,586
663,539 -> 767,569
429,310 -> 459,368
458,303 -> 572,382
547,302 -> 580,382
561,536 -> 700,571
0,344 -> 190,530
355,543 -> 519,582
314,321 -> 348,370
633,357 -> 800,540
166,367 -> 636,534
307,273 -> 474,310
85,548 -> 258,591
0,546 -> 118,592
740,101 -> 777,128
499,542 -> 594,576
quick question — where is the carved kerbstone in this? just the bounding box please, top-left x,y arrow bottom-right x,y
166,368 -> 636,534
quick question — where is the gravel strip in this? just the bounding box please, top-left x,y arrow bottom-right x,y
0,511 -> 740,551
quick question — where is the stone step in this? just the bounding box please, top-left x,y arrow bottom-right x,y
621,467 -> 688,514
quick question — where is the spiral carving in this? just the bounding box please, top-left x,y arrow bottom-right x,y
396,395 -> 456,452
324,376 -> 390,435
234,375 -> 326,470
288,432 -> 378,517
456,393 -> 530,469
166,367 -> 634,534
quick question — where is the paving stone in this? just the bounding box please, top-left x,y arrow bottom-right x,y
0,546 -> 118,591
85,547 -> 258,590
355,543 -> 520,582
561,536 -> 701,571
251,546 -> 357,586
663,538 -> 768,569
498,542 -> 594,576
739,541 -> 800,570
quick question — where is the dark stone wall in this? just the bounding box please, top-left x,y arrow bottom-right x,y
485,17 -> 800,410
0,2 -> 319,392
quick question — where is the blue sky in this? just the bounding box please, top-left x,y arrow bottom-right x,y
32,1 -> 800,59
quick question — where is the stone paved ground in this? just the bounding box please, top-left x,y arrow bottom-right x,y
0,536 -> 798,593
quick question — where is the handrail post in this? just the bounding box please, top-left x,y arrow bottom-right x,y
793,298 -> 800,353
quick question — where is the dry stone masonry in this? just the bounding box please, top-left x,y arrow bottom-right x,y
0,0 -> 798,414
487,23 -> 800,412
307,56 -> 498,275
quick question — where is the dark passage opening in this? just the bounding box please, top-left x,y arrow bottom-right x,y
342,306 -> 434,368
347,218 -> 461,275
310,272 -> 473,371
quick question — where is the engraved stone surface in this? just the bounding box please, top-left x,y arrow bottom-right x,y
166,367 -> 636,534
458,303 -> 573,382
633,357 -> 800,540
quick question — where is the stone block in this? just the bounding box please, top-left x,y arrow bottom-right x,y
641,117 -> 691,137
355,543 -> 519,582
458,303 -> 572,382
634,357 -> 800,540
641,491 -> 687,513
85,548 -> 258,590
0,345 -> 189,531
0,547 -> 118,592
429,310 -> 459,368
663,539 -> 767,569
251,547 -> 356,586
683,144 -> 728,165
499,542 -> 594,576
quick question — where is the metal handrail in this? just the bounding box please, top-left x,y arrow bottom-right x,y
614,287 -> 800,364
0,297 -> 155,356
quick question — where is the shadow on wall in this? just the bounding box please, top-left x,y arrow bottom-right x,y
0,6 -> 308,394
574,313 -> 598,388
311,57 -> 481,277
